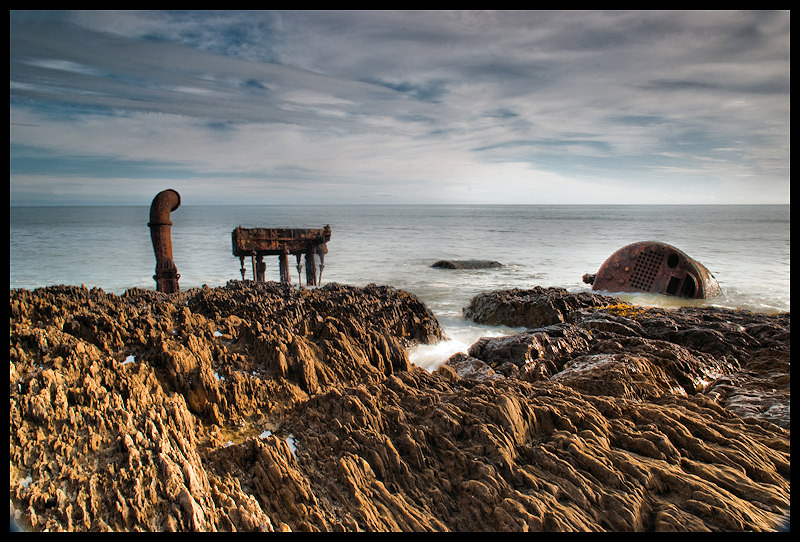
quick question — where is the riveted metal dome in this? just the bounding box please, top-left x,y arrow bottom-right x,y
586,241 -> 720,299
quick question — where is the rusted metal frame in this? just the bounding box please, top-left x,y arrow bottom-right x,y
231,226 -> 331,257
232,225 -> 331,287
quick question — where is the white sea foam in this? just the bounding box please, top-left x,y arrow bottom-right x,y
409,322 -> 522,372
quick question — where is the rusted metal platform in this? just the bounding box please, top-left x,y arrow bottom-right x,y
232,225 -> 331,286
585,241 -> 721,299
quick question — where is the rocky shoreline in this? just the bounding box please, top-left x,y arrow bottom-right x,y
9,282 -> 789,531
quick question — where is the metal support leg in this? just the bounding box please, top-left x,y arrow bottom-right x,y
279,252 -> 290,284
317,248 -> 325,285
256,254 -> 266,282
295,254 -> 303,286
305,249 -> 317,286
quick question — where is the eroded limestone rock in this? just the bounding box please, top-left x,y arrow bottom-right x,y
9,283 -> 790,532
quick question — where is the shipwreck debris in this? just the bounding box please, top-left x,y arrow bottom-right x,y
585,241 -> 721,299
148,189 -> 181,294
232,225 -> 332,287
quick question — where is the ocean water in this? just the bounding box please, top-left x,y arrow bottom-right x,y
10,204 -> 790,371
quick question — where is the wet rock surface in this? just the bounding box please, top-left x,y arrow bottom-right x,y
463,286 -> 622,328
461,287 -> 790,428
431,260 -> 503,269
10,283 -> 790,531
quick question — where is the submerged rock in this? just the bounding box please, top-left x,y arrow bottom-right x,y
9,283 -> 790,532
431,260 -> 503,269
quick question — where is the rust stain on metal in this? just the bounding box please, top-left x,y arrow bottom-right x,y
232,225 -> 331,287
585,241 -> 720,299
148,189 -> 181,294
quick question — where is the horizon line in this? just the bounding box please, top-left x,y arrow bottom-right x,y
9,202 -> 790,208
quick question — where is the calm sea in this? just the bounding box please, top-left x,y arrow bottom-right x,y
9,204 -> 790,370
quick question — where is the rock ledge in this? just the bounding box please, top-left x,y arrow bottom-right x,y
9,283 -> 790,532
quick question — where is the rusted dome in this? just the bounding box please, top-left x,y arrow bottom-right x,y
588,241 -> 720,299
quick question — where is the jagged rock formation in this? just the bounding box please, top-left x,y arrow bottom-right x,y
460,287 -> 790,428
9,283 -> 790,532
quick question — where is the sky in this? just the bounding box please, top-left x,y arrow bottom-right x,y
9,10 -> 791,206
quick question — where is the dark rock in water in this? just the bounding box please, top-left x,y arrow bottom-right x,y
431,259 -> 503,269
9,282 -> 790,532
463,286 -> 621,328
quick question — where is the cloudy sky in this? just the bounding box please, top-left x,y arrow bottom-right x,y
10,10 -> 790,206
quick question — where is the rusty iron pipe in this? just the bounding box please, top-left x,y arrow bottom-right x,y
148,189 -> 181,293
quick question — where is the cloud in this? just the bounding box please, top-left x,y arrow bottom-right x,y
9,10 -> 790,205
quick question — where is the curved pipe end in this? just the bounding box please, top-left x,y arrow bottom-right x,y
149,189 -> 181,225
